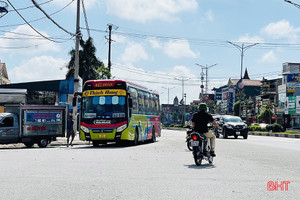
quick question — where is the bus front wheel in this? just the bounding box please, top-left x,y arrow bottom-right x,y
92,141 -> 99,147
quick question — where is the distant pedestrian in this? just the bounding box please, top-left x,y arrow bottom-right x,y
67,114 -> 75,147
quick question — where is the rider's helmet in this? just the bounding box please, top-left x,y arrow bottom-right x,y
199,103 -> 207,112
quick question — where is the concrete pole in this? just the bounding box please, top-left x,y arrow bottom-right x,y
73,0 -> 81,135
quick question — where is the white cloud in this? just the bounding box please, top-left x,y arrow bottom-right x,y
8,56 -> 67,83
148,38 -> 198,58
112,34 -> 127,43
120,42 -> 149,64
204,10 -> 214,22
260,50 -> 278,63
105,0 -> 198,22
237,34 -> 264,44
262,20 -> 300,40
149,38 -> 162,49
0,25 -> 60,54
51,0 -> 101,10
164,40 -> 198,58
111,63 -> 200,104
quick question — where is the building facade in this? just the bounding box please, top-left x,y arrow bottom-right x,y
0,61 -> 10,85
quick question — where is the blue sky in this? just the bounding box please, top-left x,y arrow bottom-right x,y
1,0 -> 300,104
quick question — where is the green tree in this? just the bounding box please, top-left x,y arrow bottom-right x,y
66,37 -> 110,84
233,101 -> 241,116
257,102 -> 274,124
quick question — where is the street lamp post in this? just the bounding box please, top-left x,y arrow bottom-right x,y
162,86 -> 175,104
174,77 -> 190,103
0,1 -> 8,19
284,0 -> 300,9
228,41 -> 258,118
195,63 -> 217,100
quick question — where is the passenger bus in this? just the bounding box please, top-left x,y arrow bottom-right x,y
79,79 -> 161,146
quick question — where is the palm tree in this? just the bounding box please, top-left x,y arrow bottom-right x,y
257,102 -> 274,124
66,37 -> 110,84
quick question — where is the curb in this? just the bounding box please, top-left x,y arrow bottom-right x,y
250,132 -> 300,139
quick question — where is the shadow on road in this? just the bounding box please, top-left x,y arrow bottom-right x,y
186,163 -> 216,169
74,140 -> 159,150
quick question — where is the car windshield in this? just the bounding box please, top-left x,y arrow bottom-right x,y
224,117 -> 243,123
81,96 -> 126,119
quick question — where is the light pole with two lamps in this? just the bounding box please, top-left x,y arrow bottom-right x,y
228,41 -> 258,117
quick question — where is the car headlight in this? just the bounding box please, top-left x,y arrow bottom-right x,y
226,125 -> 233,129
80,125 -> 89,133
243,125 -> 248,129
117,124 -> 127,132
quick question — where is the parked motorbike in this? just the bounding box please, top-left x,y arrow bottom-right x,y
186,128 -> 193,151
190,131 -> 213,166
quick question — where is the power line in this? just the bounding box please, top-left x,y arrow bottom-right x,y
31,0 -> 75,36
0,0 -> 74,28
0,30 -> 72,41
7,0 -> 55,42
82,27 -> 300,50
7,0 -> 53,12
112,63 -> 197,80
81,0 -> 90,38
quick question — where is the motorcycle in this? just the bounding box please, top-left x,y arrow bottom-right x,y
190,131 -> 213,166
186,128 -> 193,151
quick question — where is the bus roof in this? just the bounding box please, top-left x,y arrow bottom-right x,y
84,79 -> 157,94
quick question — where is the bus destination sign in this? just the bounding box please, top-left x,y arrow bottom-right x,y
83,89 -> 126,97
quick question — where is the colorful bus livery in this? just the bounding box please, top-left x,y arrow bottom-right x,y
79,80 -> 161,146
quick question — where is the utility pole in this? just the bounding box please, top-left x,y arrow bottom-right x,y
174,77 -> 189,126
107,24 -> 112,78
183,93 -> 186,126
200,68 -> 204,99
162,86 -> 175,104
0,1 -> 8,85
228,41 -> 258,118
73,0 -> 81,135
107,24 -> 118,79
174,77 -> 190,102
195,63 -> 217,99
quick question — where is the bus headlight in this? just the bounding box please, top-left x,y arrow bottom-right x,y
80,125 -> 89,133
117,124 -> 127,132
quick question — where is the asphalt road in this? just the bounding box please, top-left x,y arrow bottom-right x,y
0,129 -> 299,200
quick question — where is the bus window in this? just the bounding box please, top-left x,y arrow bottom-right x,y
99,96 -> 105,105
119,96 -> 125,105
138,91 -> 144,114
112,96 -> 119,105
154,95 -> 160,115
144,92 -> 149,115
93,96 -> 99,104
149,94 -> 155,115
129,87 -> 138,114
106,96 -> 112,105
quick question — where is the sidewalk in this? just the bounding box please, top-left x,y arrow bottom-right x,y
249,132 -> 300,139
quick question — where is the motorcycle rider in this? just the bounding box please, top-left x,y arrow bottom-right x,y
191,103 -> 218,157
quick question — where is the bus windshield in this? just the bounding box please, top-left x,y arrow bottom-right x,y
82,95 -> 126,119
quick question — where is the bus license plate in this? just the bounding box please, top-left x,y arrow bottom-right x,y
99,135 -> 106,138
190,141 -> 199,146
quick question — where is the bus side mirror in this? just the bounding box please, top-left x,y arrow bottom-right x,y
129,98 -> 133,108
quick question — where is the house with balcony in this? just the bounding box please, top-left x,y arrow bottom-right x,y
260,77 -> 282,104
